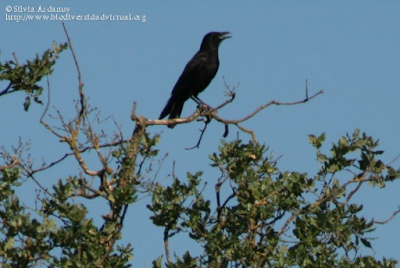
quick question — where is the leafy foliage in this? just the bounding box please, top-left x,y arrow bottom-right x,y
0,42 -> 67,110
148,130 -> 400,267
0,43 -> 399,267
0,169 -> 133,267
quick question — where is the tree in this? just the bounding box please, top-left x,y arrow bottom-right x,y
1,25 -> 399,267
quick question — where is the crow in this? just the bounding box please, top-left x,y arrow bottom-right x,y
159,32 -> 231,126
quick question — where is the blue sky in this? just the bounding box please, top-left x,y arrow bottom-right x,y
2,1 -> 400,266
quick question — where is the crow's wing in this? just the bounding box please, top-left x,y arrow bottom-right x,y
171,51 -> 208,97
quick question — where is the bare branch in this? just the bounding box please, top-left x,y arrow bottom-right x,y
12,52 -> 19,66
344,180 -> 363,206
387,153 -> 400,166
60,23 -> 107,178
40,76 -> 64,139
0,155 -> 21,171
145,82 -> 324,146
236,124 -> 258,144
25,171 -> 55,198
164,228 -> 172,265
131,101 -> 137,119
62,22 -> 85,127
154,88 -> 323,129
373,207 -> 400,224
0,83 -> 13,97
149,109 -> 202,128
62,22 -> 84,110
78,178 -> 107,199
185,122 -> 209,150
69,139 -> 101,176
29,137 -> 129,175
212,89 -> 324,125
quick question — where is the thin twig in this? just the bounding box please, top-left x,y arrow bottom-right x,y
0,156 -> 21,171
149,83 -> 323,148
62,22 -> 85,121
186,122 -> 209,150
12,52 -> 19,66
387,153 -> 400,166
21,165 -> 55,198
344,179 -> 364,206
0,83 -> 12,97
79,179 -> 107,199
212,89 -> 324,125
40,76 -> 64,139
373,207 -> 400,224
30,138 -> 130,175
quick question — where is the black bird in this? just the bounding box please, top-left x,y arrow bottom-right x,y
159,32 -> 231,124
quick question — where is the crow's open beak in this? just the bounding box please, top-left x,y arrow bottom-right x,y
219,32 -> 232,40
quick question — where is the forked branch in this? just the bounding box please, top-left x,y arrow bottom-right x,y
145,80 -> 323,146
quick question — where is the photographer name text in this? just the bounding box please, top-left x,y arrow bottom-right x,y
12,5 -> 70,13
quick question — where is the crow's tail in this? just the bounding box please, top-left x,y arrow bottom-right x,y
159,96 -> 184,121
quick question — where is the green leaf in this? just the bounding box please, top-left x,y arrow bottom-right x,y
360,238 -> 372,248
308,133 -> 325,149
24,96 -> 30,111
152,256 -> 163,268
4,237 -> 14,251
